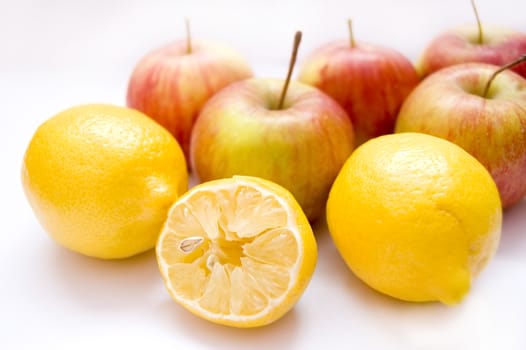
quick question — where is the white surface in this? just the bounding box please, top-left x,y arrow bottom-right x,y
1,0 -> 526,349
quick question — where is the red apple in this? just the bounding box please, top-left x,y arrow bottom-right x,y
417,1 -> 526,78
297,21 -> 419,145
417,25 -> 526,78
395,60 -> 526,208
127,34 -> 253,160
190,32 -> 355,221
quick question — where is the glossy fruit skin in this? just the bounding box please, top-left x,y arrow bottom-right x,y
22,104 -> 188,259
417,25 -> 526,78
190,78 -> 355,221
298,41 -> 419,145
127,40 -> 253,160
327,133 -> 502,305
396,63 -> 526,208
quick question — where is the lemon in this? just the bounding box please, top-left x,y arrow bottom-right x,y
22,104 -> 188,259
156,176 -> 317,327
326,133 -> 502,304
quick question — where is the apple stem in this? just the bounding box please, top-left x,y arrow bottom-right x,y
278,31 -> 302,110
348,19 -> 356,48
483,54 -> 526,98
470,0 -> 483,44
185,18 -> 192,54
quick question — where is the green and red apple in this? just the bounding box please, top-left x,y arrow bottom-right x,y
395,62 -> 526,208
417,25 -> 526,78
190,33 -> 355,220
190,78 -> 354,220
127,39 -> 253,160
297,21 -> 419,145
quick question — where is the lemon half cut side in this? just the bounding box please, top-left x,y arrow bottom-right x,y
156,176 -> 317,328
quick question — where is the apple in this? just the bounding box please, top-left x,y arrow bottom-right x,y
416,1 -> 526,78
127,21 -> 253,160
395,57 -> 526,208
297,20 -> 419,145
417,25 -> 526,79
190,32 -> 355,221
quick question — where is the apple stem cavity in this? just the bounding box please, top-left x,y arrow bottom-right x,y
470,0 -> 484,44
185,18 -> 192,54
277,31 -> 302,110
348,19 -> 356,48
483,54 -> 526,98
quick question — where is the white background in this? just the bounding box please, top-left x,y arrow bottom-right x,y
1,0 -> 526,349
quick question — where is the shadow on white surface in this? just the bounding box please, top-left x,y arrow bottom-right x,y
47,244 -> 160,310
499,198 -> 526,259
155,297 -> 302,350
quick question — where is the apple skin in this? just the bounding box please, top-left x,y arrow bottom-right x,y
127,40 -> 253,160
395,63 -> 526,208
190,78 -> 355,221
417,25 -> 526,78
297,41 -> 419,145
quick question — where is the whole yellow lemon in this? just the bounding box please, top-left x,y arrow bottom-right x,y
22,104 -> 188,259
326,133 -> 502,304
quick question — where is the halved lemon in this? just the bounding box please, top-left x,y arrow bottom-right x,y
156,176 -> 317,328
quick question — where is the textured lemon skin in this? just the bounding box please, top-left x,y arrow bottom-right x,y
156,176 -> 317,328
326,133 -> 502,304
22,104 -> 188,259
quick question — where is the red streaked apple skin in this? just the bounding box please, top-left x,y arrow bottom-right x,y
298,41 -> 419,145
395,63 -> 526,208
417,25 -> 526,78
190,78 -> 355,221
127,40 -> 253,160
